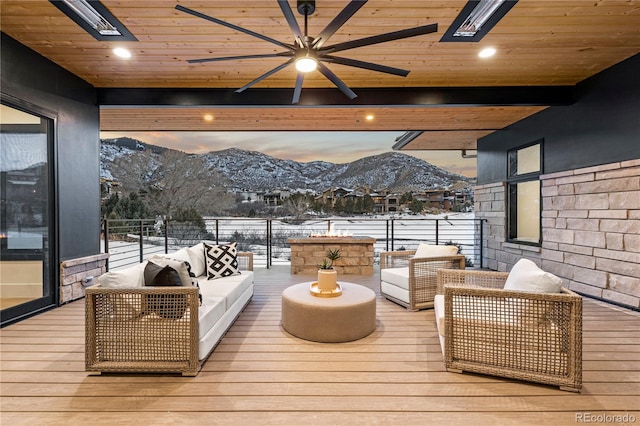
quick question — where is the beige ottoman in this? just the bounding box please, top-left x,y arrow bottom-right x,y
281,282 -> 376,343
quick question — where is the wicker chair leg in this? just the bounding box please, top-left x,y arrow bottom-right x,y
446,367 -> 463,374
560,386 -> 581,393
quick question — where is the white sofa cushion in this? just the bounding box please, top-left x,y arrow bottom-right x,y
186,242 -> 206,277
98,262 -> 145,288
504,259 -> 563,293
198,296 -> 226,340
414,243 -> 458,258
197,271 -> 254,310
380,267 -> 410,289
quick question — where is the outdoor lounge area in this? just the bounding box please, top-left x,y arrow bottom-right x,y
1,1 -> 640,424
2,265 -> 640,424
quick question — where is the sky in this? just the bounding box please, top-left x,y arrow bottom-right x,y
100,131 -> 477,178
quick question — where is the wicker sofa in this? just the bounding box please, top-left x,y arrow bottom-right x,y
434,264 -> 583,392
380,243 -> 465,311
85,243 -> 253,376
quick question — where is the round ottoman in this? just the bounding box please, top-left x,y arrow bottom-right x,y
281,282 -> 376,343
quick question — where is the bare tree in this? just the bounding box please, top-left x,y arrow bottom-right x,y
147,150 -> 233,216
111,149 -> 234,217
285,193 -> 311,220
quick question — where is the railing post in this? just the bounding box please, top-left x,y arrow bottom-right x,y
215,220 -> 219,245
164,217 -> 169,254
266,219 -> 271,269
139,219 -> 144,263
104,218 -> 109,272
390,219 -> 395,251
480,219 -> 485,269
385,219 -> 389,251
435,219 -> 439,245
327,219 -> 331,233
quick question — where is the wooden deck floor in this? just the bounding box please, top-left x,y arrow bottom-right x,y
1,266 -> 639,425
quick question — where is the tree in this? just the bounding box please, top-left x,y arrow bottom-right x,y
102,192 -> 150,219
285,193 -> 311,220
361,194 -> 375,214
409,198 -> 424,214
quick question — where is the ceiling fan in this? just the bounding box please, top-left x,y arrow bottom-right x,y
175,1 -> 438,104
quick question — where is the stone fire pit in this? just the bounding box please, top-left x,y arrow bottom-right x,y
288,236 -> 375,275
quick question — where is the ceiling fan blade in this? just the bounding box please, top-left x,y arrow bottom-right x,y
292,73 -> 304,104
312,0 -> 367,49
277,0 -> 305,48
176,5 -> 295,51
187,52 -> 293,64
235,59 -> 294,93
321,55 -> 409,77
320,23 -> 438,54
316,62 -> 357,100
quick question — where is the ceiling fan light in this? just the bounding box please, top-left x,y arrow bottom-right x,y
295,56 -> 317,73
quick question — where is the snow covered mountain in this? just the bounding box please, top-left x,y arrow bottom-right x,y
101,137 -> 472,193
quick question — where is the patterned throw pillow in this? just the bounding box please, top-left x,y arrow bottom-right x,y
204,242 -> 240,280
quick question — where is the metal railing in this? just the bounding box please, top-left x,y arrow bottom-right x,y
102,216 -> 486,271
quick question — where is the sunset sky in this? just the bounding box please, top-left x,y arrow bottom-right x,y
100,131 -> 477,178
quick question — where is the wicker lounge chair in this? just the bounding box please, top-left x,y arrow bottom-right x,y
435,268 -> 583,392
380,245 -> 465,311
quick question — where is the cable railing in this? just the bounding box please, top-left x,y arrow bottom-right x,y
102,216 -> 486,271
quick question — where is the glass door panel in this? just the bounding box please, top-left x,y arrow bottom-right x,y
0,103 -> 54,324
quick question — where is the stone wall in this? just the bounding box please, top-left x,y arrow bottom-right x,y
59,253 -> 109,304
475,159 -> 640,309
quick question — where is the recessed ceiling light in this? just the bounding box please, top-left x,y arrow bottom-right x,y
113,47 -> 131,58
203,114 -> 214,122
365,114 -> 374,121
478,47 -> 496,58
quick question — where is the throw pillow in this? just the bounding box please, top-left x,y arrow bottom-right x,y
147,255 -> 193,287
186,243 -> 206,277
98,263 -> 145,288
503,258 -> 563,293
204,242 -> 240,280
413,243 -> 458,258
143,261 -> 188,319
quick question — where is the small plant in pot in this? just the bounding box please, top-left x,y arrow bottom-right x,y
317,249 -> 342,292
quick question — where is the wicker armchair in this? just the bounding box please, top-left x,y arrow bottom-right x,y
435,268 -> 583,392
380,250 -> 465,311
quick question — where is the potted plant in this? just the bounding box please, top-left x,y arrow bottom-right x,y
317,248 -> 342,292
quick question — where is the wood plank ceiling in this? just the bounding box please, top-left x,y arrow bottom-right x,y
1,1 -> 639,150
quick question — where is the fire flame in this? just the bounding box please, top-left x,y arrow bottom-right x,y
310,224 -> 353,238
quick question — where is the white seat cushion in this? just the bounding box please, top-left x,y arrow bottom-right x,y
381,281 -> 409,304
380,267 -> 410,289
197,271 -> 254,310
434,294 -> 445,336
198,296 -> 226,340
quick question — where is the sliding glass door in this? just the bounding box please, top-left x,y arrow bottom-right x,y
0,102 -> 56,326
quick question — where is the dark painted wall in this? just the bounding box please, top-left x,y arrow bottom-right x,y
478,53 -> 640,184
1,33 -> 100,260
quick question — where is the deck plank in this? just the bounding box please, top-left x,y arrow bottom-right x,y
1,265 -> 639,425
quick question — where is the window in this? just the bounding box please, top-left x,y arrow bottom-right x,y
507,141 -> 542,245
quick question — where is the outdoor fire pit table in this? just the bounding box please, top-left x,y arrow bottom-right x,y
281,282 -> 376,343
